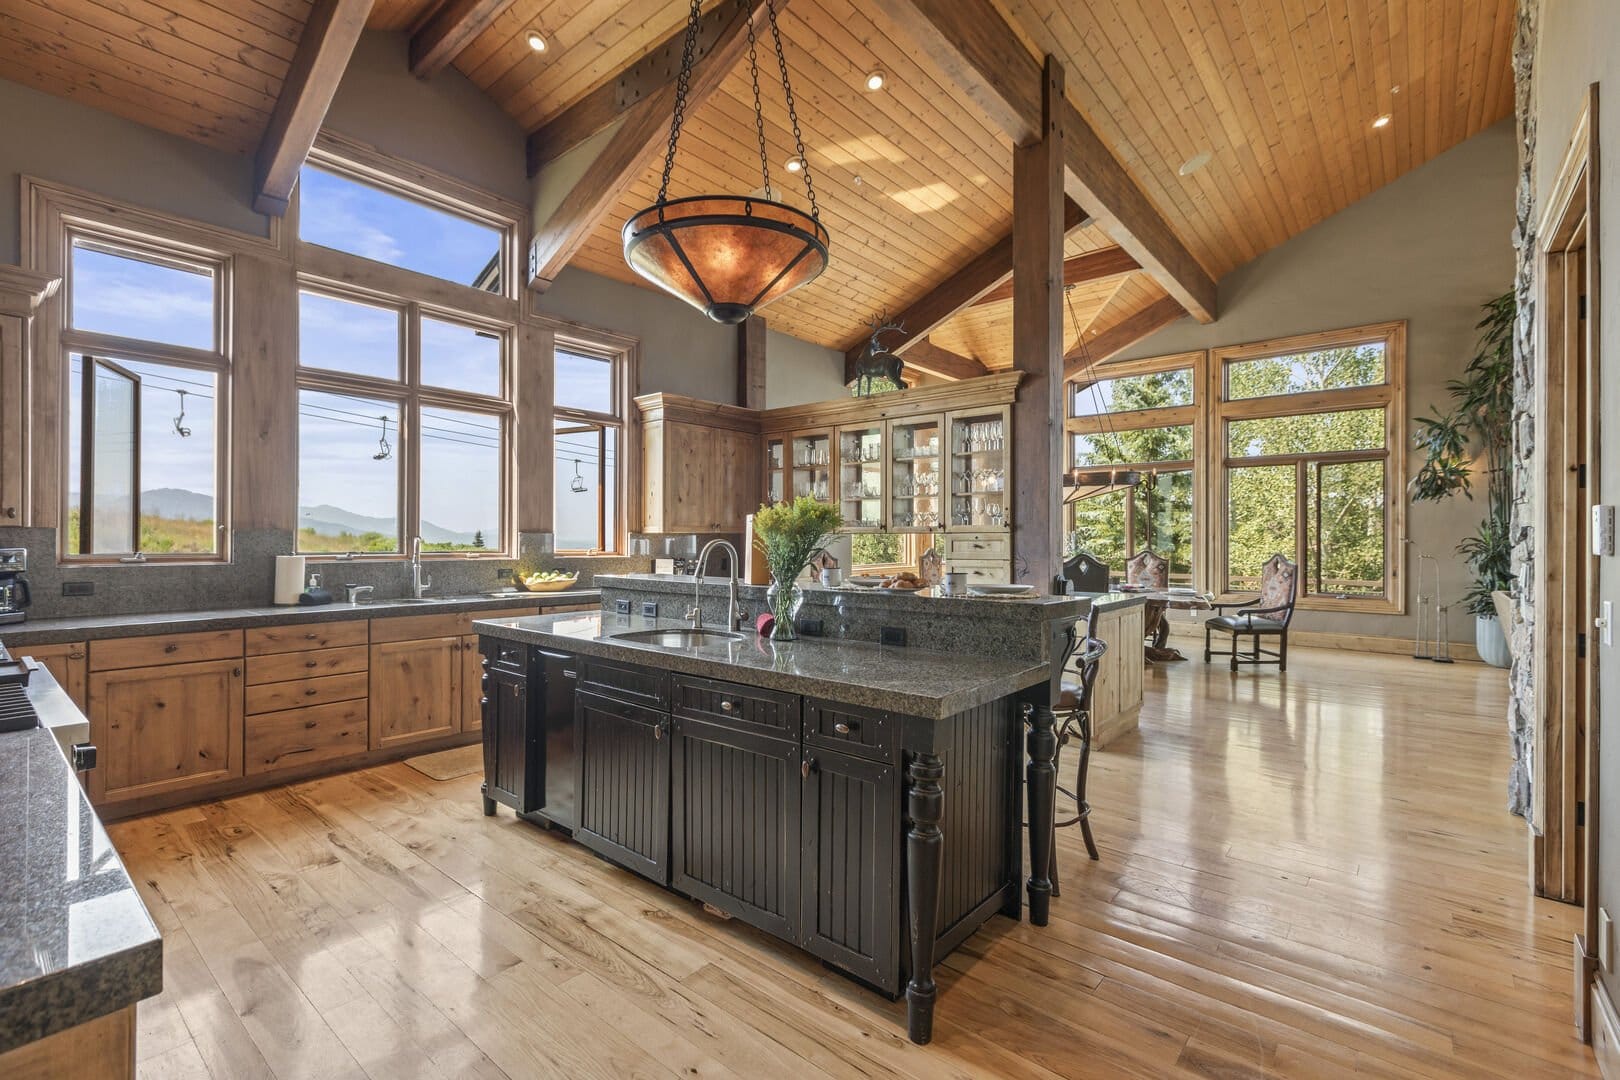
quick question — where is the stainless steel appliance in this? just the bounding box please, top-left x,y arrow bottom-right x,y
0,640 -> 96,772
0,548 -> 31,625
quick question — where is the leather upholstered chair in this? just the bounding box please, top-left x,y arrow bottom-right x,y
1060,551 -> 1111,594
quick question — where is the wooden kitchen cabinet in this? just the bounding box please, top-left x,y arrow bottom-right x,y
636,393 -> 762,533
369,636 -> 462,750
460,635 -> 483,733
21,641 -> 88,710
88,658 -> 244,804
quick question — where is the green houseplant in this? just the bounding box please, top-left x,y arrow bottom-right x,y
753,496 -> 843,641
1409,292 -> 1515,665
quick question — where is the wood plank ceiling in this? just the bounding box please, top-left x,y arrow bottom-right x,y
0,0 -> 1516,369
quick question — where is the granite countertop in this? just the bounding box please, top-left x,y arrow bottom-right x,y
0,669 -> 162,1054
0,590 -> 602,647
476,610 -> 1052,719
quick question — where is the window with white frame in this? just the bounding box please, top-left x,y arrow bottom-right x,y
553,342 -> 626,554
62,234 -> 228,558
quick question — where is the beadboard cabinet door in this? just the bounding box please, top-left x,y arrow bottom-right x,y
574,690 -> 670,883
88,658 -> 244,805
369,637 -> 461,751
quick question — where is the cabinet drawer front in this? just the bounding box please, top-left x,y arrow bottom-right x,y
948,559 -> 1011,585
245,700 -> 368,775
245,620 -> 368,656
484,638 -> 529,674
671,675 -> 799,739
245,671 -> 369,714
247,645 -> 369,685
946,534 -> 1010,559
581,657 -> 669,710
805,700 -> 896,763
370,606 -> 538,643
90,629 -> 243,671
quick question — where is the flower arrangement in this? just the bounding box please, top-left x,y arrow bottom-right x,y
752,497 -> 843,640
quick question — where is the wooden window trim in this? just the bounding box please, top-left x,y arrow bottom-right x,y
553,332 -> 634,556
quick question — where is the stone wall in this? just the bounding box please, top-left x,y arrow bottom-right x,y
1506,0 -> 1539,819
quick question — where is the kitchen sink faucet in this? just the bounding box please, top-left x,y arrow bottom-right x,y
409,536 -> 432,599
689,539 -> 740,631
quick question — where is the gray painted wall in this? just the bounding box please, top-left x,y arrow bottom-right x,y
1531,0 -> 1619,1006
1119,119 -> 1518,643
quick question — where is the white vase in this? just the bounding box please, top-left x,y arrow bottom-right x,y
1475,614 -> 1510,668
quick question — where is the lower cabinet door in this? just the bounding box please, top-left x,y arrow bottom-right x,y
670,715 -> 800,939
574,690 -> 671,883
799,748 -> 901,992
480,659 -> 539,813
460,635 -> 483,733
369,637 -> 461,750
89,658 -> 245,805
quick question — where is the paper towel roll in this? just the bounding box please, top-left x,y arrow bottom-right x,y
274,555 -> 307,606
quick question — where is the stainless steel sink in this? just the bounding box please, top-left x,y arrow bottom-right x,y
612,628 -> 745,648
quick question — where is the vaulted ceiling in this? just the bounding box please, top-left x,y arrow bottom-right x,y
0,0 -> 1515,369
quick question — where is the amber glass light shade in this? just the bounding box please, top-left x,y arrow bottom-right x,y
1062,467 -> 1142,503
623,196 -> 830,324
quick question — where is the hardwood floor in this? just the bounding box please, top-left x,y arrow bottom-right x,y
115,648 -> 1597,1079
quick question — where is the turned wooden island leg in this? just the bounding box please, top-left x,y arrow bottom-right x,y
1026,703 -> 1058,926
905,752 -> 945,1045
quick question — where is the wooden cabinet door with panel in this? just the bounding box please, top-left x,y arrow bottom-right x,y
369,637 -> 462,750
88,658 -> 244,804
460,635 -> 484,733
22,642 -> 88,710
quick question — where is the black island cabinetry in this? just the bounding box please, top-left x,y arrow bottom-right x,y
477,639 -> 1025,1044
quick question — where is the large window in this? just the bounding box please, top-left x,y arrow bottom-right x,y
62,235 -> 227,559
553,342 -> 627,554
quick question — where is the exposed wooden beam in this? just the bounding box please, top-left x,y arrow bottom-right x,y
878,0 -> 1217,324
527,0 -> 772,291
900,339 -> 988,382
527,0 -> 760,175
410,0 -> 517,79
841,197 -> 1085,381
1062,295 -> 1186,381
253,0 -> 373,216
971,246 -> 1138,307
737,316 -> 767,408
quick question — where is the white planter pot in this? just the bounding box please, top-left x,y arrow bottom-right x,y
1475,614 -> 1510,668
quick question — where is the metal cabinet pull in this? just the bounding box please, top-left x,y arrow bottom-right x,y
562,669 -> 577,679
164,643 -> 179,654
719,699 -> 734,712
833,720 -> 855,735
801,757 -> 818,779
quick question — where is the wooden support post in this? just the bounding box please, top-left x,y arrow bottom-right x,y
737,316 -> 767,409
905,751 -> 945,1044
1010,56 -> 1066,592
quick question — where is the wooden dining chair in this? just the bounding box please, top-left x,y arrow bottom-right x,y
1204,553 -> 1299,672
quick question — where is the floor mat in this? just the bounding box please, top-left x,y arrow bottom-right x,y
403,743 -> 483,781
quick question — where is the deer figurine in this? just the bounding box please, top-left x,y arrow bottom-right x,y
851,316 -> 909,397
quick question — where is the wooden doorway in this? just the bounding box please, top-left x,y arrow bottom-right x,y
1534,85 -> 1602,1036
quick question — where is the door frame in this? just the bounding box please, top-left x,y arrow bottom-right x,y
1533,84 -> 1602,1036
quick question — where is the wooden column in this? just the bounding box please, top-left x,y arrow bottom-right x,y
737,316 -> 767,409
1010,57 -> 1067,591
904,751 -> 945,1044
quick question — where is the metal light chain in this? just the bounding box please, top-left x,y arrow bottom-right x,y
766,0 -> 819,222
656,0 -> 705,206
745,8 -> 773,201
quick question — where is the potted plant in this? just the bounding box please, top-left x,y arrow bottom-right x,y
752,496 -> 844,641
1409,292 -> 1515,666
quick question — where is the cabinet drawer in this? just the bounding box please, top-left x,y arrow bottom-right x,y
581,657 -> 669,710
484,638 -> 530,674
946,534 -> 1010,559
245,620 -> 368,656
950,559 -> 1011,585
245,670 -> 369,715
90,629 -> 243,671
672,674 -> 799,740
804,700 -> 897,763
245,699 -> 368,775
247,644 -> 368,685
370,606 -> 538,643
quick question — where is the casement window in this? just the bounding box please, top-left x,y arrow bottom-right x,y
292,144 -> 520,558
553,342 -> 627,554
62,235 -> 229,559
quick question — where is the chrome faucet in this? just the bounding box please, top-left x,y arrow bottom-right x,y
409,536 -> 432,599
689,539 -> 740,631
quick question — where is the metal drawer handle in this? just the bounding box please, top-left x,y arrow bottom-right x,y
719,699 -> 734,712
833,720 -> 856,735
305,660 -> 318,668
165,643 -> 179,654
562,669 -> 577,679
801,757 -> 818,779
305,688 -> 318,697
304,633 -> 319,640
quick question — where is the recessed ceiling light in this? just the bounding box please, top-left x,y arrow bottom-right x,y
785,157 -> 804,173
525,29 -> 546,52
864,70 -> 886,92
1372,114 -> 1392,129
1178,151 -> 1212,177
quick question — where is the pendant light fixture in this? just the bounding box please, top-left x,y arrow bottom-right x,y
1062,285 -> 1141,504
622,0 -> 829,325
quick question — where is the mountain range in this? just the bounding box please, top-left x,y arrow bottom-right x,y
96,488 -> 478,545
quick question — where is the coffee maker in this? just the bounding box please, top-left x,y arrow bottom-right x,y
0,548 -> 31,625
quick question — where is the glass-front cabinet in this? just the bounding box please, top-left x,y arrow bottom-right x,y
789,429 -> 834,505
947,406 -> 1010,532
836,423 -> 884,531
764,435 -> 785,506
887,415 -> 943,533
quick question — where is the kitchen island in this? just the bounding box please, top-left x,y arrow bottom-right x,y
473,604 -> 1103,1045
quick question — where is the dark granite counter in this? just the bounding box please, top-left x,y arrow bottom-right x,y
0,668 -> 162,1054
477,610 -> 1052,719
0,590 -> 602,647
